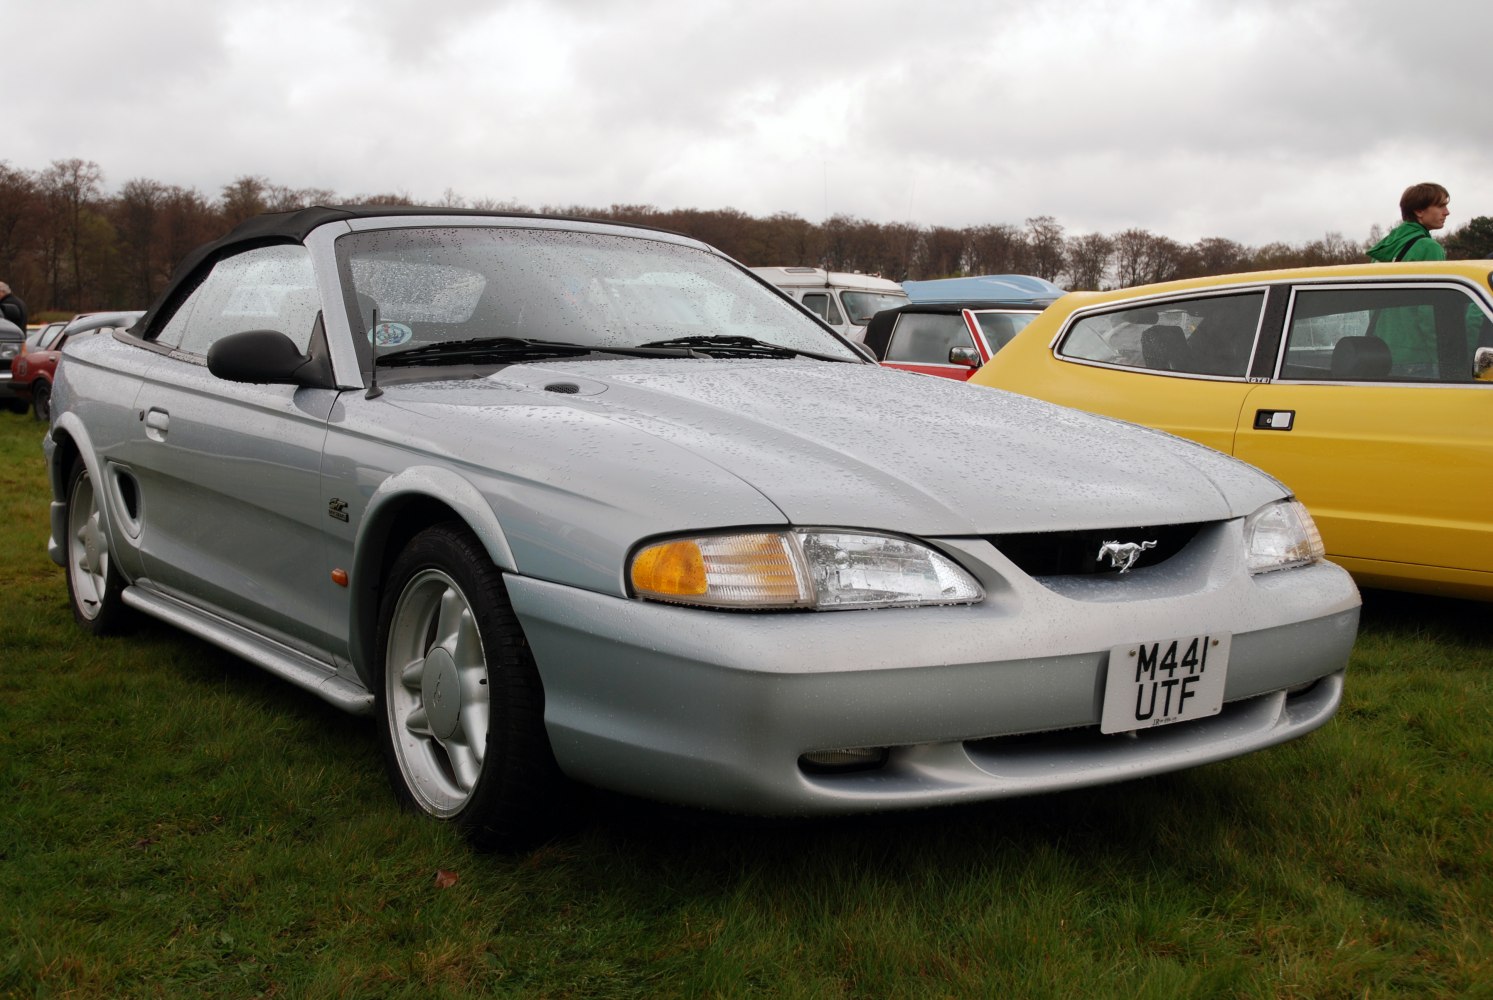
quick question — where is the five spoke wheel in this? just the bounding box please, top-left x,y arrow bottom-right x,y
375,523 -> 563,849
64,459 -> 128,633
384,568 -> 492,817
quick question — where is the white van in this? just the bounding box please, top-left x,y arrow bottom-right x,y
750,267 -> 909,342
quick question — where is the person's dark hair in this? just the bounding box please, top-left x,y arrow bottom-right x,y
1400,182 -> 1449,221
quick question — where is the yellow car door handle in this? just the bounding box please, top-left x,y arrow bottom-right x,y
1253,409 -> 1295,431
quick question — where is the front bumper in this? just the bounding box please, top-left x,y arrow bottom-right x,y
506,524 -> 1360,816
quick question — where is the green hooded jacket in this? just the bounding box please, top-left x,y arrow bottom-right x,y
1366,221 -> 1446,262
1362,221 -> 1472,373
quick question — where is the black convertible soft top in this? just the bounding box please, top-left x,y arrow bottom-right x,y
134,205 -> 672,338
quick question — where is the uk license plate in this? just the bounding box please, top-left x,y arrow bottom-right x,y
1100,633 -> 1231,734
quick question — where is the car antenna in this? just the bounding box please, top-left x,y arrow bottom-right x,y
365,306 -> 384,399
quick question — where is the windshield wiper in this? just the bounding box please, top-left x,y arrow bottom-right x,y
636,334 -> 850,362
375,336 -> 694,368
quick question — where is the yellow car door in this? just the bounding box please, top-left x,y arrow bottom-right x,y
1234,281 -> 1493,598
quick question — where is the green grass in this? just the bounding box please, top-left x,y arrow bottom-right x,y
2,414 -> 1489,999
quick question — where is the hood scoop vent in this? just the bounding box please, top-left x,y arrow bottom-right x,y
488,367 -> 609,395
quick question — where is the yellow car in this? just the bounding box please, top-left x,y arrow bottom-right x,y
971,262 -> 1493,601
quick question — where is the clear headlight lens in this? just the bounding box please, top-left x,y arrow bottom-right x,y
630,529 -> 984,610
1244,500 -> 1324,574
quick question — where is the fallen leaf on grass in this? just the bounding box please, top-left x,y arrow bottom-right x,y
434,869 -> 459,889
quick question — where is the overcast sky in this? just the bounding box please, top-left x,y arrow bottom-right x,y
11,0 -> 1491,248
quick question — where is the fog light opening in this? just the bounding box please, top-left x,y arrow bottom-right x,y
799,746 -> 889,774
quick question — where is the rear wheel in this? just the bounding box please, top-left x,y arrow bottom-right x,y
64,458 -> 130,634
31,380 -> 52,422
374,523 -> 566,850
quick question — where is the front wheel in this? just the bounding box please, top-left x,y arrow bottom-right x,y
64,458 -> 131,634
374,523 -> 566,850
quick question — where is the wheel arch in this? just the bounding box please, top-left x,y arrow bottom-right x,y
44,416 -> 104,569
348,466 -> 518,688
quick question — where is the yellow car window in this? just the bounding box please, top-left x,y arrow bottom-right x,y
1281,285 -> 1491,383
1058,291 -> 1265,378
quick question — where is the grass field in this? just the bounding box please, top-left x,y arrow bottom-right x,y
1,414 -> 1489,999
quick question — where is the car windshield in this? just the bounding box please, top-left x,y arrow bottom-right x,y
26,323 -> 63,349
973,310 -> 1038,350
841,291 -> 910,325
338,226 -> 860,365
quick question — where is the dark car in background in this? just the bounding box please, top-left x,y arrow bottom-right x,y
1,318 -> 26,413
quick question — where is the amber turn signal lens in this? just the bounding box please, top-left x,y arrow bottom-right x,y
630,540 -> 708,596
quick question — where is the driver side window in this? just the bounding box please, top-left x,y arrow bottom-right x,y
884,313 -> 974,364
154,245 -> 319,357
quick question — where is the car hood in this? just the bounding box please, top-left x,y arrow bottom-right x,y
379,358 -> 1286,536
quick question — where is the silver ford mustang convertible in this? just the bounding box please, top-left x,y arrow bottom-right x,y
46,208 -> 1360,848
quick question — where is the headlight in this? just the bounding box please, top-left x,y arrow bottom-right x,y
1243,500 -> 1324,574
630,529 -> 984,610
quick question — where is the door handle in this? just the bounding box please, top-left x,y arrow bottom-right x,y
1253,409 -> 1294,431
143,407 -> 170,441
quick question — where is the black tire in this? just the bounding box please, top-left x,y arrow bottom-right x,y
64,458 -> 131,634
31,380 -> 51,422
374,523 -> 568,850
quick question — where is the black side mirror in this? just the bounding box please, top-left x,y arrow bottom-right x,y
208,329 -> 326,386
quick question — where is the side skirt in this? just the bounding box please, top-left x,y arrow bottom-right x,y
121,585 -> 374,716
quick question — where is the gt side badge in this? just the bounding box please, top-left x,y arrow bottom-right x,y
328,498 -> 350,522
1254,409 -> 1295,431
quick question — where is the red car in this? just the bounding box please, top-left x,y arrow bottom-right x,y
12,311 -> 143,421
861,300 -> 1052,380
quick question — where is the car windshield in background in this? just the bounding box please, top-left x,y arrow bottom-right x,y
974,310 -> 1038,349
338,227 -> 860,364
841,290 -> 910,325
27,322 -> 67,350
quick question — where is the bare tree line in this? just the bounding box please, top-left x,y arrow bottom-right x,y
2,158 -> 1486,317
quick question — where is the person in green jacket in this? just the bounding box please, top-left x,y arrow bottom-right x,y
1366,182 -> 1450,263
1364,182 -> 1451,373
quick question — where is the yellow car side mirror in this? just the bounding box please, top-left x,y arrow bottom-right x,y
1475,346 -> 1493,382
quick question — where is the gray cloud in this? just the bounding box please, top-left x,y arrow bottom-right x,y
10,0 -> 1491,246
